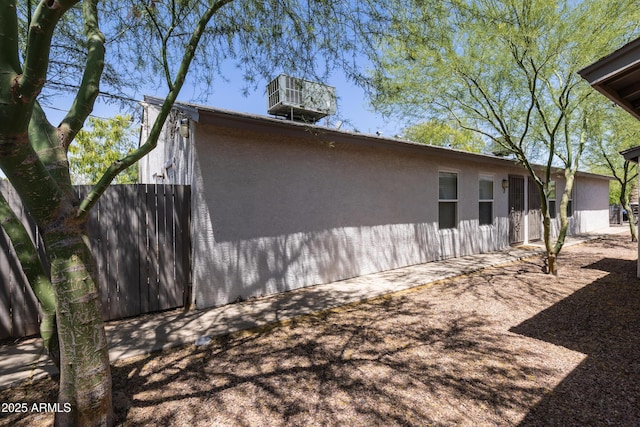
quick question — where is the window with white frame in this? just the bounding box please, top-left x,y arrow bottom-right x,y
479,175 -> 493,225
567,185 -> 574,217
439,171 -> 458,229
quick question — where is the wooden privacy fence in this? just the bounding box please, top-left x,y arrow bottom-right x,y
0,183 -> 191,340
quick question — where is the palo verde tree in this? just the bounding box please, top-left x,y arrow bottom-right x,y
69,115 -> 138,184
371,0 -> 640,274
584,105 -> 640,241
402,119 -> 485,153
0,0 -> 391,424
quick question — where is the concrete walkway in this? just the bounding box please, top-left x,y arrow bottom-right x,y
0,227 -> 628,389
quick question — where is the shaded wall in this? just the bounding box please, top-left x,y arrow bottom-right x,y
571,175 -> 610,233
190,123 -> 524,309
137,104 -> 612,310
139,105 -> 194,185
548,175 -> 611,236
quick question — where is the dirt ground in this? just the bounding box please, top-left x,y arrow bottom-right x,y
1,232 -> 639,426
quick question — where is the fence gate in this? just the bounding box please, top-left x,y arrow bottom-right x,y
0,184 -> 191,340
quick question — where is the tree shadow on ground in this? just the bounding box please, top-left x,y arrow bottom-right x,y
107,294 -> 558,426
2,234 -> 636,426
511,258 -> 640,427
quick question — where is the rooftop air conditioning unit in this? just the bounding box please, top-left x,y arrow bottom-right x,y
489,138 -> 512,157
267,74 -> 337,123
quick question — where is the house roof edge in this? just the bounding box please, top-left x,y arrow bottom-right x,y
141,96 -> 613,180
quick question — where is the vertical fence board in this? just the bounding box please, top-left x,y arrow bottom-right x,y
0,183 -> 41,338
117,186 -> 141,318
163,186 -> 182,310
11,267 -> 40,337
94,189 -> 111,321
101,188 -> 121,319
157,185 -> 173,310
137,185 -> 146,313
111,187 -> 126,318
156,186 -> 172,310
95,193 -> 111,321
11,187 -> 41,338
9,262 -> 26,338
0,182 -> 16,339
146,185 -> 161,313
174,186 -> 191,307
181,186 -> 192,305
138,185 -> 151,314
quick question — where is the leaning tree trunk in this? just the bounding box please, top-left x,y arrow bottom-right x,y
0,132 -> 114,424
621,199 -> 638,242
3,0 -> 232,422
550,175 -> 575,275
0,190 -> 59,367
43,203 -> 113,426
0,0 -> 115,423
542,211 -> 559,275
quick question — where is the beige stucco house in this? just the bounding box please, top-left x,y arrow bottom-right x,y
139,96 -> 611,309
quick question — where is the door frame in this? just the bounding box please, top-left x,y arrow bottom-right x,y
508,175 -> 525,245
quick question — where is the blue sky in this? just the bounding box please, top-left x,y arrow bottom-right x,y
186,70 -> 405,137
44,67 -> 406,139
17,62 -> 407,182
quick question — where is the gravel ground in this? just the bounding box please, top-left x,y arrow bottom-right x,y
1,232 -> 638,426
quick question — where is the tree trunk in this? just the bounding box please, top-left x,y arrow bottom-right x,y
1,2 -> 113,423
541,205 -> 558,275
547,173 -> 576,275
44,213 -> 114,426
0,190 -> 59,367
621,199 -> 638,242
543,218 -> 560,275
547,252 -> 558,275
1,135 -> 114,425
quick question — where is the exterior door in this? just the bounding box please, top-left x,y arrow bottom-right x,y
509,175 -> 525,245
528,178 -> 542,242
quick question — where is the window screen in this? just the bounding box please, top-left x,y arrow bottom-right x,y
439,172 -> 458,229
479,175 -> 493,225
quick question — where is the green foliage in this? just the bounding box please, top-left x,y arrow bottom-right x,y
373,0 -> 640,163
583,106 -> 640,204
370,0 -> 640,270
69,115 -> 138,184
402,120 -> 485,152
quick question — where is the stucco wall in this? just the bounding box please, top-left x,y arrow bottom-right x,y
190,123 -> 530,308
139,104 -> 611,309
572,175 -> 610,233
139,105 -> 193,185
548,175 -> 610,235
139,104 -> 164,183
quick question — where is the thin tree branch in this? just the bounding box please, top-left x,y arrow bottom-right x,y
143,2 -> 176,90
60,0 -> 105,148
0,0 -> 21,73
78,0 -> 235,218
18,0 -> 79,103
